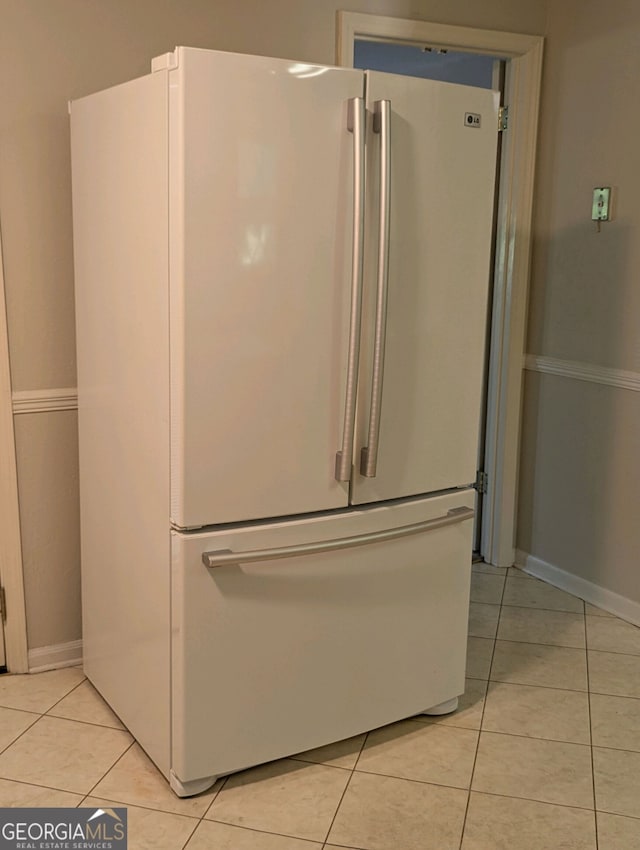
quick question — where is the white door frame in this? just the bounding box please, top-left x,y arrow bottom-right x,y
0,223 -> 29,672
337,12 -> 544,567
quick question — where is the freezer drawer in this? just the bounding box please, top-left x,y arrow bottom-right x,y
170,489 -> 474,787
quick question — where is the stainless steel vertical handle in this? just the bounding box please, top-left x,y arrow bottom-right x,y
360,99 -> 391,478
335,97 -> 366,482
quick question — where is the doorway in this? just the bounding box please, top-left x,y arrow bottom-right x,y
338,13 -> 544,566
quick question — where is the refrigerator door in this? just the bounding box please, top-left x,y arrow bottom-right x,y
352,72 -> 499,505
170,48 -> 363,528
170,489 -> 474,785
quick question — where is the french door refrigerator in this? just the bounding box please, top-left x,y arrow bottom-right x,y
70,46 -> 498,796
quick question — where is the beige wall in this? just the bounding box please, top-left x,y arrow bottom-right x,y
13,412 -> 81,649
0,0 -> 547,652
518,0 -> 640,603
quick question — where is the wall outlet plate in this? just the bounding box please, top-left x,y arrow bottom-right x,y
592,187 -> 611,221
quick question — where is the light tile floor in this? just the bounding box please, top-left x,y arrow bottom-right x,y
1,565 -> 640,849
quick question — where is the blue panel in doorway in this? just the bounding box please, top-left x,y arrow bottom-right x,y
354,40 -> 500,89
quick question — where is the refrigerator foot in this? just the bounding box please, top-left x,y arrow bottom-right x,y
170,769 -> 219,798
419,696 -> 459,716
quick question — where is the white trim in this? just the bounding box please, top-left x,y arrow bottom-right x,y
0,223 -> 29,673
336,12 -> 539,61
336,12 -> 544,569
515,549 -> 640,628
28,639 -> 83,673
524,355 -> 640,393
12,388 -> 79,415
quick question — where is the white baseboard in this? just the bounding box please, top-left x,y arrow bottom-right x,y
515,550 -> 640,627
28,639 -> 83,673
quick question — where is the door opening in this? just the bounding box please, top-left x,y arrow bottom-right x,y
339,13 -> 544,567
354,39 -> 501,89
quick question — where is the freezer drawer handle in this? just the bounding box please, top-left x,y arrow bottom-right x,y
201,505 -> 474,569
361,99 -> 391,478
335,97 -> 366,483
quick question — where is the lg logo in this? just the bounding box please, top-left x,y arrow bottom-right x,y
464,112 -> 481,128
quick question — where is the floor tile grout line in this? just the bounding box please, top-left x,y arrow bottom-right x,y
475,597 -> 640,636
177,816 -> 200,850
585,612 -> 640,624
592,808 -> 640,822
289,756 -> 353,771
487,677 -> 588,693
42,712 -> 128,733
17,673 -> 88,722
0,710 -> 135,789
474,675 -> 640,700
351,729 -> 371,773
0,774 -> 91,799
465,786 -> 630,816
471,726 -> 591,748
200,775 -> 362,846
0,710 -> 41,757
504,570 -> 535,579
180,824 -> 201,850
352,764 -> 476,791
459,570 -> 508,848
0,682 -> 86,719
491,637 -> 582,649
457,734 -> 480,847
39,674 -> 130,731
459,667 -> 637,701
321,732 -> 370,845
499,602 -> 587,614
471,598 -> 585,614
202,773 -> 233,819
79,768 -> 230,831
0,704 -> 42,717
584,604 -> 600,850
186,817 -> 323,846
480,632 -> 592,652
77,787 -> 205,822
486,638 -> 587,650
80,738 -> 137,803
588,742 -> 640,755
186,771 -> 230,844
201,774 -> 229,821
322,774 -> 356,847
482,676 -> 581,694
487,635 -> 640,661
586,646 -> 640,659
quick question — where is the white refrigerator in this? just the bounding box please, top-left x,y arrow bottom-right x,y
70,46 -> 498,796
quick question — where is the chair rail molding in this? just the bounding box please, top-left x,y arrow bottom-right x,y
12,387 -> 79,414
525,354 -> 640,393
